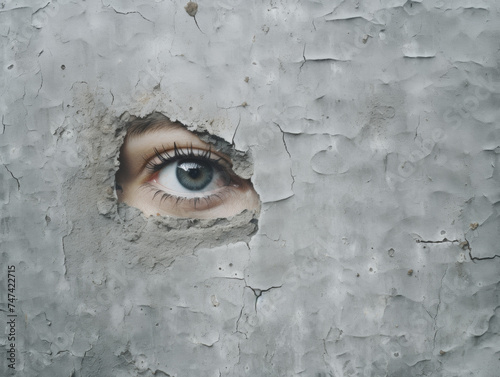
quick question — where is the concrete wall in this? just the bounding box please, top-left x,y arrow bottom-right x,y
1,0 -> 499,376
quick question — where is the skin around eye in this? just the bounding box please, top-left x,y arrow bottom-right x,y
116,118 -> 260,219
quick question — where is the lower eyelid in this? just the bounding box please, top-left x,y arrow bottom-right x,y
139,182 -> 235,212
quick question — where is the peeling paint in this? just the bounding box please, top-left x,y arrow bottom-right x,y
1,0 -> 500,376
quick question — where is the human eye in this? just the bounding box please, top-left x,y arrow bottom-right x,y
144,144 -> 242,209
115,115 -> 260,219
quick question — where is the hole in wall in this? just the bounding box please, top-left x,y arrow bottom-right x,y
116,112 -> 260,219
112,112 -> 260,250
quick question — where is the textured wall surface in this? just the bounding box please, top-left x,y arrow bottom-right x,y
1,0 -> 500,376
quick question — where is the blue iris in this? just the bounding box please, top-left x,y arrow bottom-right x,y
176,159 -> 214,191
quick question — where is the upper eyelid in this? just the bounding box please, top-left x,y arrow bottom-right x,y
143,145 -> 232,172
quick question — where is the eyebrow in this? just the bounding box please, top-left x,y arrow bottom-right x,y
126,114 -> 184,138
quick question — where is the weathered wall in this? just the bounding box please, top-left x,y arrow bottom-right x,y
1,0 -> 500,376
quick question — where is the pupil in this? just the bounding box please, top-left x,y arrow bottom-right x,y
176,159 -> 214,191
188,168 -> 201,179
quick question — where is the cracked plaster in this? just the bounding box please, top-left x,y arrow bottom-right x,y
1,0 -> 500,376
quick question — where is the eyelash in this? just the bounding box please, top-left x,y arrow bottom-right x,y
141,182 -> 229,210
140,143 -> 234,209
144,142 -> 225,173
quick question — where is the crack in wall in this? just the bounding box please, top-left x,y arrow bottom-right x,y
32,1 -> 51,16
273,122 -> 291,158
416,236 -> 500,261
235,305 -> 246,339
102,2 -> 154,23
231,116 -> 241,146
246,284 -> 283,313
413,115 -> 421,141
462,236 -> 500,261
415,238 -> 460,244
184,2 -> 204,34
4,164 -> 20,190
273,122 -> 295,191
36,69 -> 43,98
61,231 -> 70,278
432,265 -> 449,354
299,43 -> 307,71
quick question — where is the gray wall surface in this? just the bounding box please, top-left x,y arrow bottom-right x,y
1,0 -> 500,376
